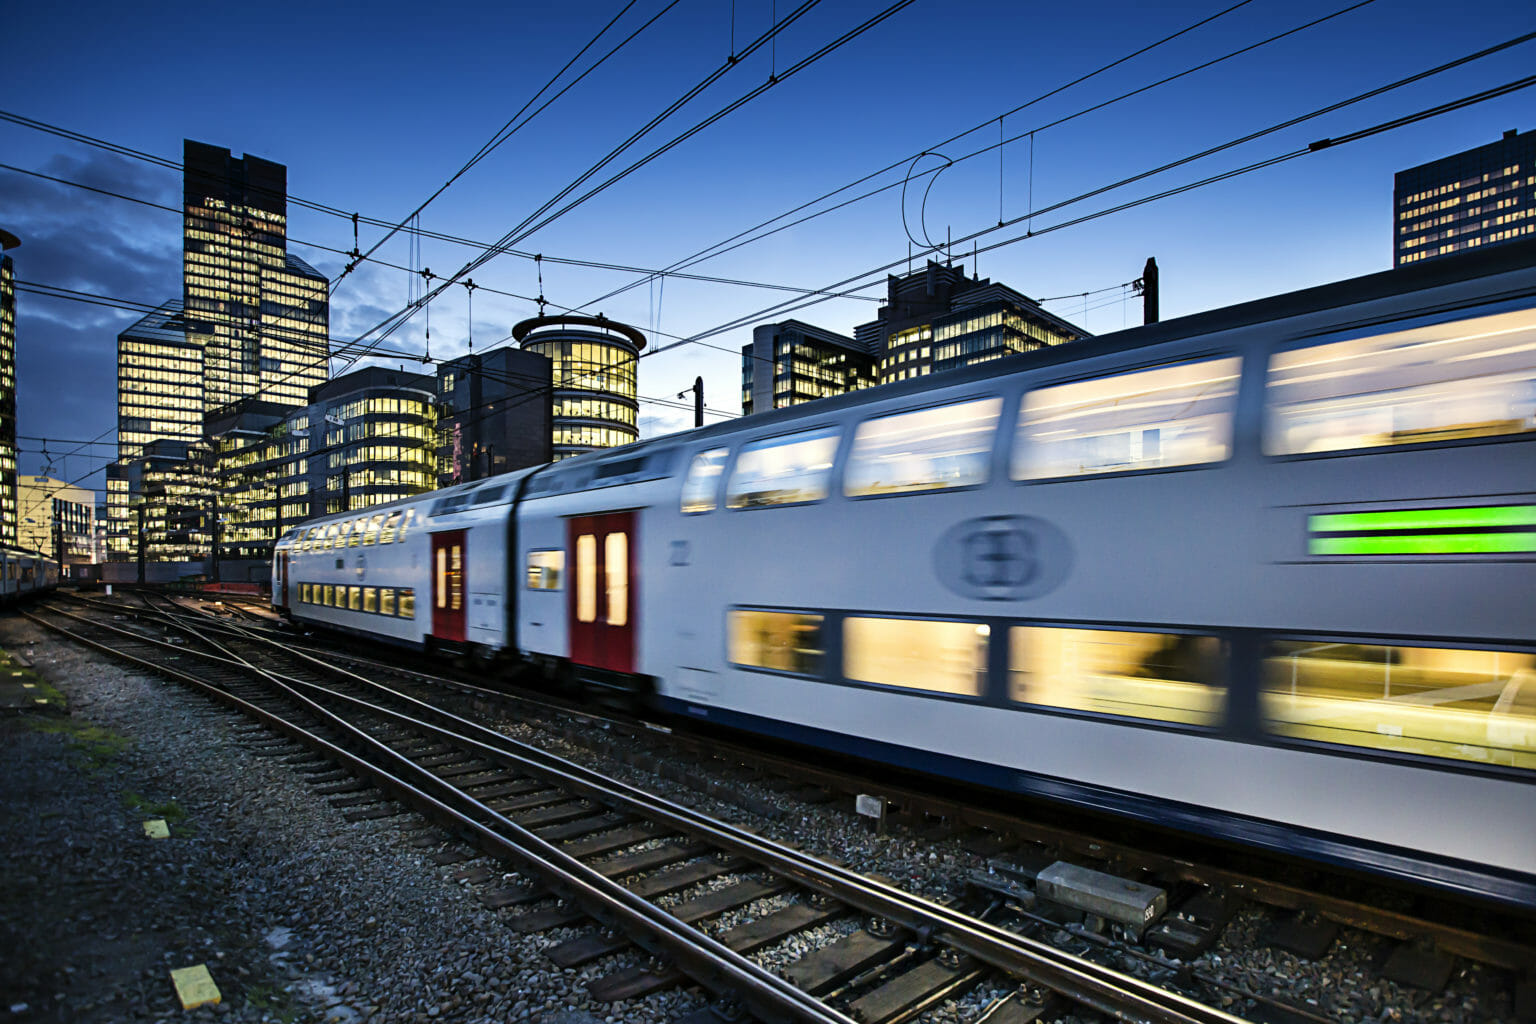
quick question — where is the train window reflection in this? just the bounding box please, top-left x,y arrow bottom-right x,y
681,448 -> 728,513
1010,627 -> 1225,726
605,533 -> 628,627
526,549 -> 564,590
1261,642 -> 1536,769
380,511 -> 401,544
844,617 -> 988,697
845,398 -> 1001,496
576,534 -> 597,623
1266,306 -> 1536,455
728,609 -> 824,675
1013,358 -> 1241,479
727,428 -> 840,508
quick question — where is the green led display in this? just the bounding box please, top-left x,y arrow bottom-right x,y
1310,533 -> 1536,556
1308,505 -> 1536,533
1308,503 -> 1536,557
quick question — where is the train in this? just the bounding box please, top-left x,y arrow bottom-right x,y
273,240 -> 1536,908
0,547 -> 60,605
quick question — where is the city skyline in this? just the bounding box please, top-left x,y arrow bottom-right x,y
4,0 -> 1534,495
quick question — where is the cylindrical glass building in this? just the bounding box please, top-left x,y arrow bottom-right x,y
513,314 -> 644,461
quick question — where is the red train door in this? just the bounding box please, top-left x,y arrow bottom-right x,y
430,530 -> 466,643
568,512 -> 636,674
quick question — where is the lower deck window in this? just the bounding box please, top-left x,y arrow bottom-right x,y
323,584 -> 335,606
1010,627 -> 1224,726
1262,642 -> 1536,769
844,617 -> 987,697
398,588 -> 415,618
348,586 -> 361,611
380,588 -> 396,616
728,610 -> 824,675
363,587 -> 378,613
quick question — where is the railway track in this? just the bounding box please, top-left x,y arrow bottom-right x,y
29,594 -> 1261,1024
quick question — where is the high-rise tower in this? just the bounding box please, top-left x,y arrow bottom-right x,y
182,140 -> 329,414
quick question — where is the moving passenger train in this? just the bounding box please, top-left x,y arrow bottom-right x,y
274,241 -> 1536,907
0,547 -> 60,605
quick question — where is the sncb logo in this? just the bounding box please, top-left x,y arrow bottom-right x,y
933,515 -> 1072,601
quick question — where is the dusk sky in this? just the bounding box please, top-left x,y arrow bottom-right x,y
4,0 -> 1533,494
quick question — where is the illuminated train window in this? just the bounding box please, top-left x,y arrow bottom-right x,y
1266,306 -> 1536,455
1013,358 -> 1241,479
379,511 -> 401,543
323,584 -> 335,606
844,617 -> 988,697
363,587 -> 378,613
1262,641 -> 1536,769
380,588 -> 396,616
398,588 -> 415,618
845,397 -> 1001,497
1009,627 -> 1225,726
681,448 -> 728,513
727,428 -> 840,508
526,550 -> 564,590
728,609 -> 824,676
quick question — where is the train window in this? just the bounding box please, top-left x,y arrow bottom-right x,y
323,584 -> 335,606
380,588 -> 396,616
349,519 -> 368,547
472,484 -> 507,505
605,533 -> 628,627
844,617 -> 988,697
298,583 -> 308,603
1012,357 -> 1241,479
398,588 -> 415,618
681,448 -> 728,513
727,428 -> 840,508
362,514 -> 384,545
1261,641 -> 1536,769
728,609 -> 824,676
348,586 -> 361,611
1265,306 -> 1536,455
845,397 -> 1002,497
575,534 -> 597,623
379,511 -> 401,544
363,587 -> 378,613
526,550 -> 564,590
1009,627 -> 1225,726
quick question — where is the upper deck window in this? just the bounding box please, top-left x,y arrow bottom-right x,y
727,428 -> 840,508
1012,357 -> 1241,480
845,397 -> 1001,497
379,511 -> 401,544
681,448 -> 728,513
1265,306 -> 1536,455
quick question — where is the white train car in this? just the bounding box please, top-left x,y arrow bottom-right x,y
276,240 -> 1536,906
0,548 -> 60,604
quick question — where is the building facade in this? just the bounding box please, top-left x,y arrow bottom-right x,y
211,368 -> 437,566
109,141 -> 333,570
435,347 -> 552,486
740,262 -> 1087,414
117,301 -> 204,458
1395,129 -> 1536,267
183,140 -> 330,413
514,314 -> 643,460
0,229 -> 20,548
741,320 -> 877,416
17,475 -> 95,569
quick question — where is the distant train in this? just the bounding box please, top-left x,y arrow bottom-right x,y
0,547 -> 60,605
274,240 -> 1536,908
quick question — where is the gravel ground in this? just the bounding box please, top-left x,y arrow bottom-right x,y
0,615 -> 705,1024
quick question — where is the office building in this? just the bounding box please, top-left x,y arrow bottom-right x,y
0,229 -> 20,547
741,262 -> 1087,414
106,441 -> 211,569
1395,129 -> 1536,267
211,367 -> 437,569
117,301 -> 203,458
514,314 -> 643,460
183,140 -> 330,413
741,320 -> 877,415
436,347 -> 552,486
17,475 -> 95,570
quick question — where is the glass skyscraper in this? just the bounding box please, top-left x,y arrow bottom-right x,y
514,314 -> 642,460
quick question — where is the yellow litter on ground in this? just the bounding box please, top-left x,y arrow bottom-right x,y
169,964 -> 221,1009
143,819 -> 170,839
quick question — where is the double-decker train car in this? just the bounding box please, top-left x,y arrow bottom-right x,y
0,547 -> 60,605
275,240 -> 1536,906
